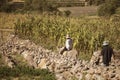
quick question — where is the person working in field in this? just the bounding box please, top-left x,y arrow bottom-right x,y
101,41 -> 115,66
60,34 -> 73,55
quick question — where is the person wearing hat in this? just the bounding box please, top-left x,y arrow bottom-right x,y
60,34 -> 73,55
101,41 -> 114,66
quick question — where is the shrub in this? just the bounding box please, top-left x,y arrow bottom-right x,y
98,3 -> 116,17
48,4 -> 58,12
64,10 -> 71,17
98,0 -> 120,17
108,0 -> 120,8
24,0 -> 58,12
0,3 -> 12,12
88,0 -> 105,6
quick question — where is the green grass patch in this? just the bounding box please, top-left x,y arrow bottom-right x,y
0,66 -> 56,80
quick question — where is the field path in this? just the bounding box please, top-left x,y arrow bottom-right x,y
0,29 -> 14,32
58,6 -> 98,16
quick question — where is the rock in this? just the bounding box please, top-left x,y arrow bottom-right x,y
77,73 -> 83,80
103,73 -> 109,79
104,67 -> 109,71
88,68 -> 95,75
48,62 -> 56,72
70,63 -> 80,74
56,74 -> 66,80
83,65 -> 89,71
21,50 -> 29,59
115,74 -> 120,79
62,71 -> 72,80
5,56 -> 16,68
112,70 -> 116,73
85,74 -> 92,80
37,58 -> 47,69
94,69 -> 101,75
110,73 -> 116,78
63,49 -> 78,59
55,68 -> 65,74
92,74 -> 104,80
90,50 -> 102,66
25,54 -> 37,68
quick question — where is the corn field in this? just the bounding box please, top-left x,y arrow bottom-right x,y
14,14 -> 120,58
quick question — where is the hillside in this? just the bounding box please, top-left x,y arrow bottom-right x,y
0,12 -> 120,79
0,34 -> 120,80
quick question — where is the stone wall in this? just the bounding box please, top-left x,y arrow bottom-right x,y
0,34 -> 120,80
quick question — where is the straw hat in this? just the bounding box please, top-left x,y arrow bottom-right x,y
66,34 -> 70,39
103,41 -> 109,46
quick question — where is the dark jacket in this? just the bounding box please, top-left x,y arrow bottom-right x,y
101,45 -> 114,64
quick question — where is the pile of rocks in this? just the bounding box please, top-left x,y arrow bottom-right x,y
0,35 -> 120,80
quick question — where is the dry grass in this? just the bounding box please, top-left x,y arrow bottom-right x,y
0,12 -> 27,43
0,12 -> 27,29
0,13 -> 16,29
10,0 -> 24,2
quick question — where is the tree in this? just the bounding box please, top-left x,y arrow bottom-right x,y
98,3 -> 116,17
0,0 -> 7,7
24,0 -> 33,10
88,0 -> 105,5
109,0 -> 120,8
24,0 -> 56,12
0,0 -> 11,12
98,0 -> 120,17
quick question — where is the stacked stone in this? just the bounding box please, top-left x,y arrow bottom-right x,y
0,35 -> 120,80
